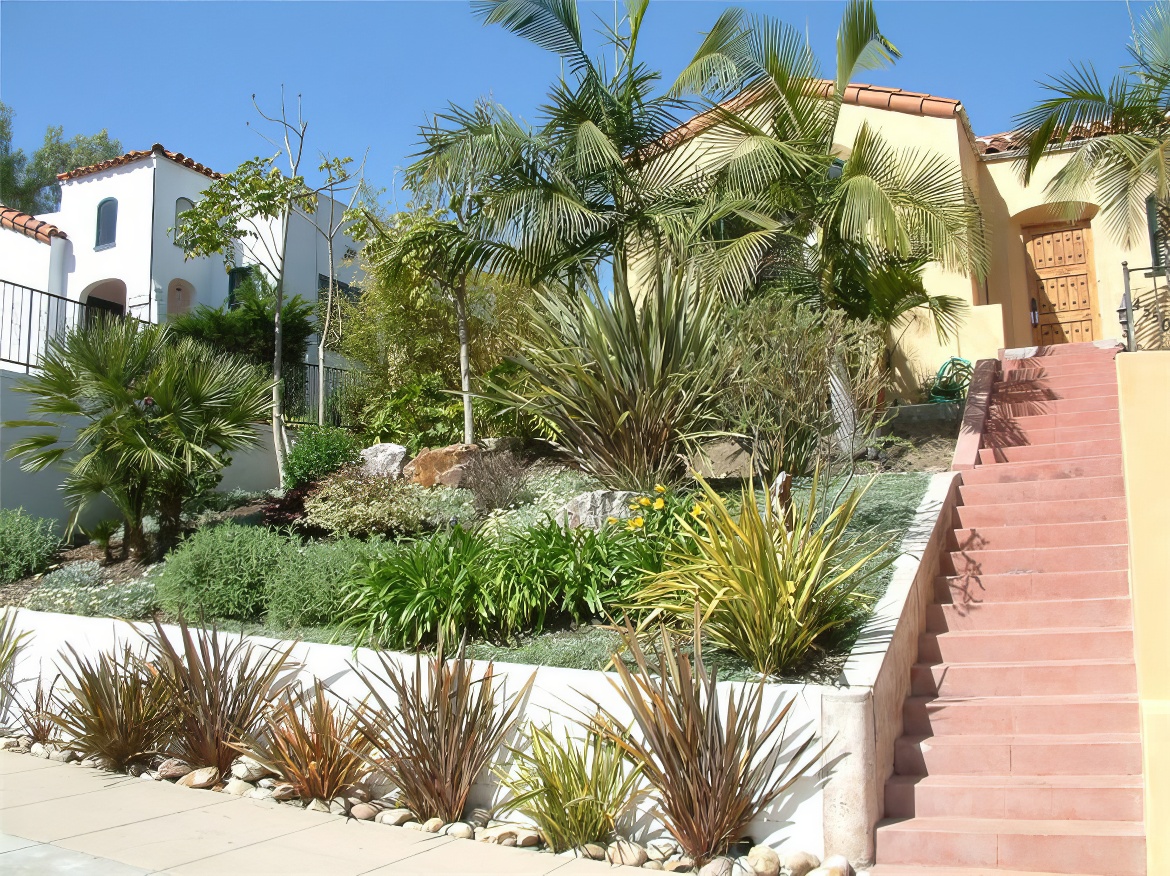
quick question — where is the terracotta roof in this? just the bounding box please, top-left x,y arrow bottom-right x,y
975,124 -> 1112,156
653,81 -> 964,155
0,203 -> 68,244
57,143 -> 222,182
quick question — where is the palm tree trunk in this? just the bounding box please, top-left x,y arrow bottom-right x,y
455,274 -> 474,444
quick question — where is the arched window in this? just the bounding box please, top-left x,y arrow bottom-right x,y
95,198 -> 118,249
174,197 -> 194,246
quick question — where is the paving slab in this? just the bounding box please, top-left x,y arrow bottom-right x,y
0,762 -> 140,808
0,750 -> 64,775
0,840 -> 153,875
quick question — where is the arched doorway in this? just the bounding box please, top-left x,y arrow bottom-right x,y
166,278 -> 195,318
80,279 -> 127,324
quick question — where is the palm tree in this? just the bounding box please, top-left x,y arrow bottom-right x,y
4,320 -> 272,557
670,0 -> 987,327
410,0 -> 755,289
1015,0 -> 1170,258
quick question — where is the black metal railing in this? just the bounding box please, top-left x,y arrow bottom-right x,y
1120,262 -> 1169,352
283,361 -> 361,428
1,281 -> 90,373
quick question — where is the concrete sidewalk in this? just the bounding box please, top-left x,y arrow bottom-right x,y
0,751 -> 642,875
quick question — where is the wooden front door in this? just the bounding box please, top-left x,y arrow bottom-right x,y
1023,222 -> 1100,345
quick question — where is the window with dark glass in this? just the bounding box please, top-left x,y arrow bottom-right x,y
174,197 -> 195,246
228,266 -> 254,308
95,198 -> 118,249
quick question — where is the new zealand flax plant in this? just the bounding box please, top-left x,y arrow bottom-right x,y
354,640 -> 533,822
583,621 -> 820,866
633,469 -> 894,676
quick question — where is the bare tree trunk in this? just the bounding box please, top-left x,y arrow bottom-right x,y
319,236 -> 335,427
455,275 -> 474,445
272,214 -> 293,481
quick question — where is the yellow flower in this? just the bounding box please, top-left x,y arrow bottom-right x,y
690,503 -> 705,518
654,484 -> 666,493
606,516 -> 618,525
626,516 -> 645,530
628,503 -> 639,511
652,497 -> 665,510
638,496 -> 652,507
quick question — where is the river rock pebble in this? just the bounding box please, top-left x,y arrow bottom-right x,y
306,798 -> 331,813
49,748 -> 79,764
0,737 -> 19,749
157,759 -> 192,781
29,742 -> 49,758
643,863 -> 664,871
582,843 -> 607,860
404,821 -> 423,830
271,782 -> 298,801
819,856 -> 854,876
329,798 -> 348,816
783,851 -> 821,876
177,766 -> 219,789
747,845 -> 780,876
377,808 -> 414,826
230,755 -> 272,782
246,786 -> 275,801
731,857 -> 755,876
257,777 -> 277,789
350,803 -> 378,821
648,841 -> 681,862
223,778 -> 253,796
698,858 -> 734,876
445,822 -> 475,839
664,857 -> 695,873
516,829 -> 541,848
422,816 -> 444,833
608,841 -> 649,867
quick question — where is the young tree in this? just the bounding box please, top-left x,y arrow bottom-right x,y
1,101 -> 122,214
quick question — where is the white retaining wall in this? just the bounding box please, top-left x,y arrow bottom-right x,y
0,471 -> 958,863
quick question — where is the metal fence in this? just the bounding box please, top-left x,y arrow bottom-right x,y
1,280 -> 90,373
282,362 -> 361,428
1120,262 -> 1170,352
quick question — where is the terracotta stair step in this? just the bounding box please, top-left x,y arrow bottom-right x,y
875,816 -> 1144,874
992,394 -> 1120,417
1003,346 -> 1121,364
981,415 -> 1120,440
991,382 -> 1118,401
977,439 -> 1121,464
958,475 -> 1125,505
927,594 -> 1131,630
870,866 -> 1115,876
893,732 -> 1143,777
884,772 -> 1145,821
994,375 -> 1118,395
949,519 -> 1128,550
981,424 -> 1121,448
945,545 -> 1129,577
901,694 -> 1138,736
936,570 -> 1130,604
1001,359 -> 1121,378
918,627 -> 1134,663
986,407 -> 1119,429
911,658 -> 1137,697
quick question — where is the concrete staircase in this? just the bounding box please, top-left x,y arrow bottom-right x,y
871,342 -> 1146,876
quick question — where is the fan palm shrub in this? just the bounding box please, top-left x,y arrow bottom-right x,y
52,643 -> 174,771
1015,0 -> 1170,255
143,618 -> 297,775
354,643 -> 533,823
584,624 -> 818,866
484,261 -> 727,490
4,320 -> 272,556
500,723 -> 643,853
237,679 -> 371,802
634,472 -> 894,677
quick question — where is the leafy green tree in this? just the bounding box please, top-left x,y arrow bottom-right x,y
4,320 -> 272,557
169,273 -> 315,371
0,101 -> 122,214
1015,0 -> 1170,256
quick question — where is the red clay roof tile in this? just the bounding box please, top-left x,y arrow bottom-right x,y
56,143 -> 222,182
0,203 -> 68,245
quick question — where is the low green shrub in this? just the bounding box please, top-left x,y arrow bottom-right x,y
0,509 -> 60,586
264,538 -> 383,629
21,562 -> 153,618
283,425 -> 363,489
155,523 -> 287,621
303,467 -> 474,538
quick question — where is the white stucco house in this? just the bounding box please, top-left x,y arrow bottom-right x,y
0,143 -> 363,373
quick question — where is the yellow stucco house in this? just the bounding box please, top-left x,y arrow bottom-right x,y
658,82 -> 1164,399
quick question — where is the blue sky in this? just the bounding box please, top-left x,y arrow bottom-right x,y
0,1 -> 1152,205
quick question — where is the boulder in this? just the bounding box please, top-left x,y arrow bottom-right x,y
403,443 -> 480,488
176,766 -> 219,789
231,755 -> 273,782
747,845 -> 780,876
782,851 -> 821,876
608,841 -> 649,867
362,443 -> 410,479
558,489 -> 639,530
157,758 -> 192,781
690,439 -> 753,479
